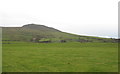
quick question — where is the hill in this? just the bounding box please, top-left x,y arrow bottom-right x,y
2,24 -> 117,43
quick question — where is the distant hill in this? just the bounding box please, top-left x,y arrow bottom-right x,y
2,24 -> 117,43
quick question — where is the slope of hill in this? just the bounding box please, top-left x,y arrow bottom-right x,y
2,24 -> 117,43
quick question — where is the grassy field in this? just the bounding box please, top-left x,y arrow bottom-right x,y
2,42 -> 118,72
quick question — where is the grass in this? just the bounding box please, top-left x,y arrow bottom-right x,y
2,42 -> 118,72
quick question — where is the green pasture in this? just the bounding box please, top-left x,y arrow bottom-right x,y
2,42 -> 118,72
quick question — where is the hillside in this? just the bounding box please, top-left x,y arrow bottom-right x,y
2,24 -> 117,43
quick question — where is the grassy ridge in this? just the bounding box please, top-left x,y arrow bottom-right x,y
2,24 -> 116,43
3,42 -> 118,72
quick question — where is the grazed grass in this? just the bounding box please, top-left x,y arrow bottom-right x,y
3,42 -> 118,72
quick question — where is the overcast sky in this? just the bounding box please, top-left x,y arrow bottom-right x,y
0,0 -> 119,38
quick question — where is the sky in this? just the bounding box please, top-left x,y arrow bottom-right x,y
0,0 -> 119,38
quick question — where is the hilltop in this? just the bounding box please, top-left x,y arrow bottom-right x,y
2,24 -> 117,43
